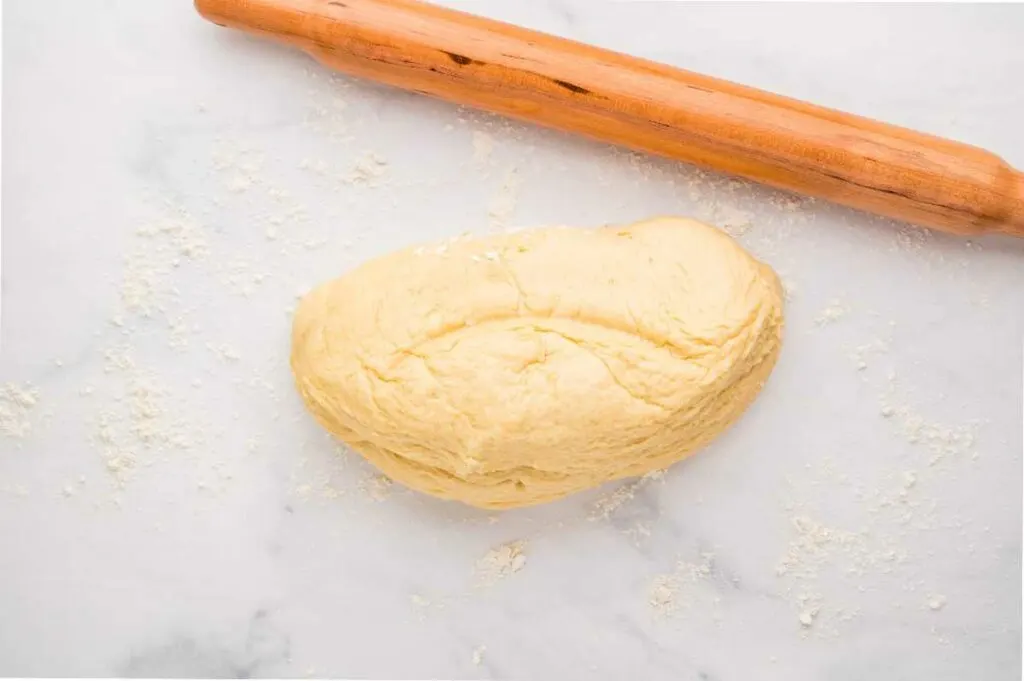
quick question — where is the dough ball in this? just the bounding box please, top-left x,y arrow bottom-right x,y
291,217 -> 784,509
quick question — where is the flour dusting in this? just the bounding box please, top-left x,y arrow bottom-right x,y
475,540 -> 528,585
0,383 -> 39,439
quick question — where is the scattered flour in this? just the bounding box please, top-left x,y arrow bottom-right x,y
647,553 -> 716,617
220,257 -> 273,298
303,93 -> 351,142
90,359 -> 206,488
877,372 -> 980,465
406,593 -> 437,623
120,208 -> 210,318
772,268 -> 798,302
166,313 -> 193,351
93,212 -> 219,492
288,452 -> 348,503
210,137 -> 266,186
589,469 -> 665,520
0,383 -> 40,439
715,205 -> 754,237
776,367 -> 983,638
849,338 -> 889,372
207,343 -> 241,363
475,540 -> 528,585
298,157 -> 331,176
798,609 -> 817,627
347,152 -> 389,185
0,483 -> 30,497
488,168 -> 522,229
814,299 -> 849,326
649,576 -> 678,615
297,474 -> 348,501
120,250 -> 166,316
773,511 -> 894,635
778,511 -> 912,580
359,474 -> 393,501
768,193 -> 810,213
136,214 -> 209,260
472,130 -> 495,166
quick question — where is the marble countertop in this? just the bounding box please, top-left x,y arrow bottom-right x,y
2,2 -> 1022,679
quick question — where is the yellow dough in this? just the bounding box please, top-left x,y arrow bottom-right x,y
291,217 -> 784,509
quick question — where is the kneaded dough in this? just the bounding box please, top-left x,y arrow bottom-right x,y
291,217 -> 784,509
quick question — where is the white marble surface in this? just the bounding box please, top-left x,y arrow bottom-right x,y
2,2 -> 1022,679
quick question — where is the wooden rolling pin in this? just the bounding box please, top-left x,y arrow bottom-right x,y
195,0 -> 1024,237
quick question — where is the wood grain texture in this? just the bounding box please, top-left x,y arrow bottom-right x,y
195,0 -> 1024,237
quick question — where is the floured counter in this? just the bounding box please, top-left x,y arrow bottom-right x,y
1,2 -> 1022,679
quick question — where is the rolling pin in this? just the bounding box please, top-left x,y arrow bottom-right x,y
195,0 -> 1024,238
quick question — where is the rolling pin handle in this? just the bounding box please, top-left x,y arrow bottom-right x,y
1007,171 -> 1024,236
